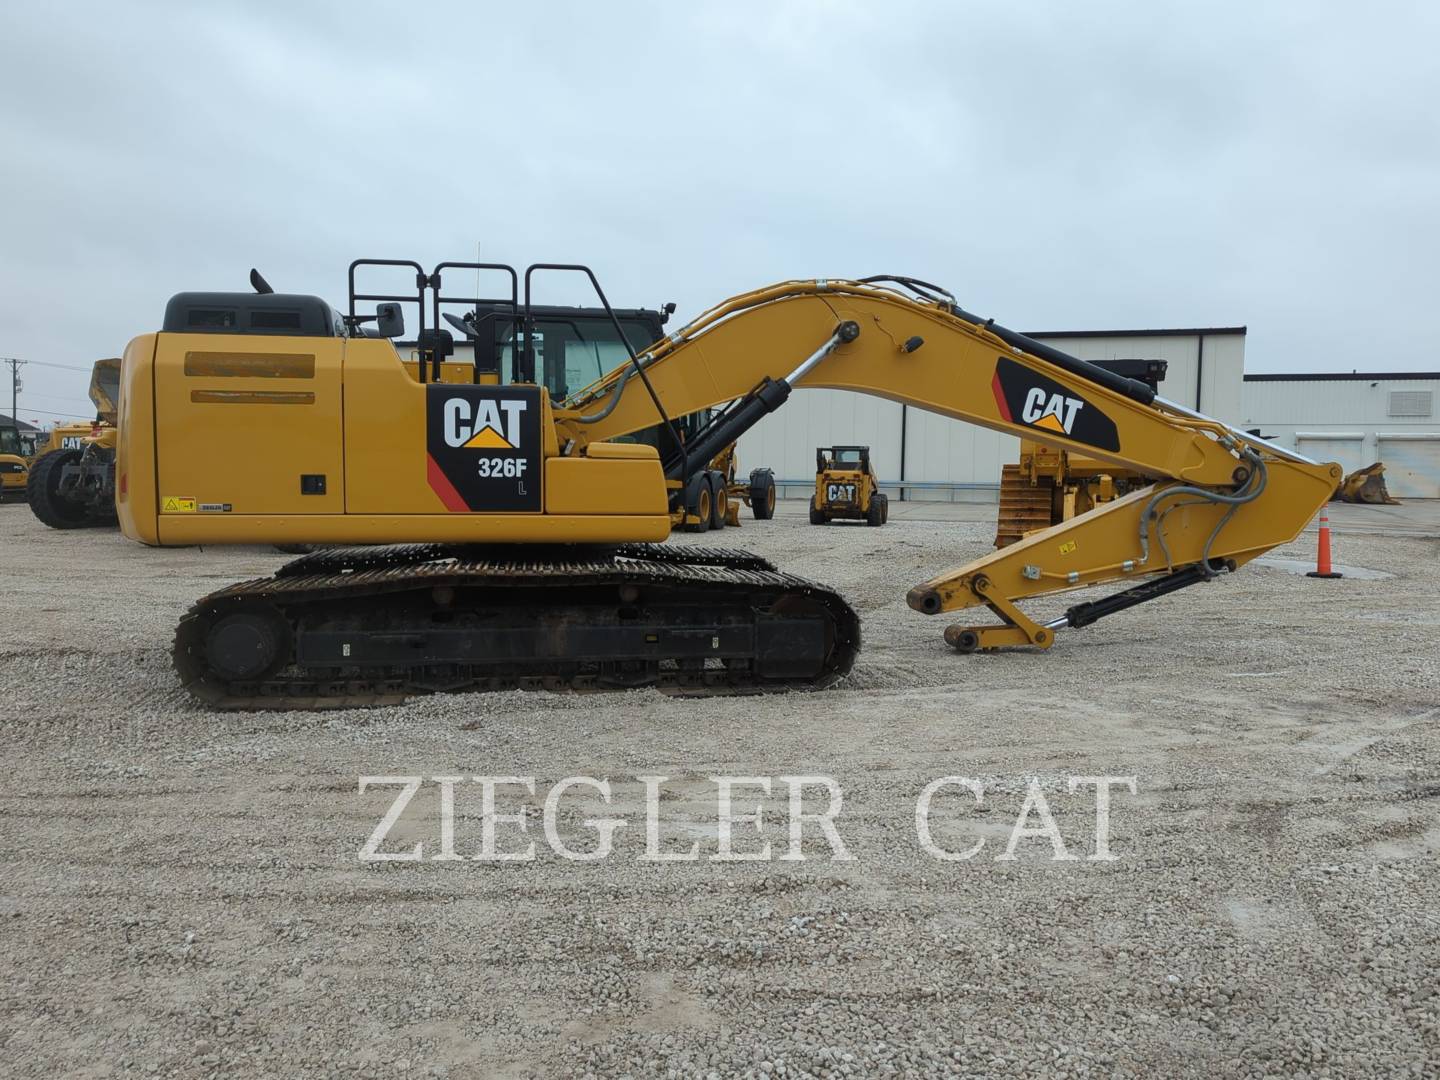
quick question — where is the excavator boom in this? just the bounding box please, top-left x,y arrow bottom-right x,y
562,277 -> 1339,650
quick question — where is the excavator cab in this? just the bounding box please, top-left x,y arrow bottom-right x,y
811,445 -> 887,526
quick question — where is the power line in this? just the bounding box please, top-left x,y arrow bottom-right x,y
17,390 -> 92,401
12,410 -> 95,421
20,359 -> 95,373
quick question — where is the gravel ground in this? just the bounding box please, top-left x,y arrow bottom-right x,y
1,500 -> 1438,1079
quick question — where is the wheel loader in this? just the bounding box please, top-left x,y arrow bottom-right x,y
809,446 -> 887,525
27,359 -> 120,529
108,259 -> 1338,709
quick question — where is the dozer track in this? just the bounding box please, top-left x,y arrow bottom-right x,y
172,544 -> 860,710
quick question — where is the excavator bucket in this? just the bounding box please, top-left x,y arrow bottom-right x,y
1338,462 -> 1399,505
995,464 -> 1057,547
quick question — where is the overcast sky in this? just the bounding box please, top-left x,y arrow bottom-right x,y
2,1 -> 1437,423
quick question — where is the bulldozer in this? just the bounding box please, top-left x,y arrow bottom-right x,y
995,358 -> 1168,547
27,359 -> 120,528
809,445 -> 887,525
109,260 -> 1338,709
1336,462 -> 1399,504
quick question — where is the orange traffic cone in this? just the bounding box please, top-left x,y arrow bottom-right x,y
1306,511 -> 1343,579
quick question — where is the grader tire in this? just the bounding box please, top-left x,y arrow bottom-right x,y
708,472 -> 728,530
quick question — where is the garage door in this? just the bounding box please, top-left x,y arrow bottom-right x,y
1377,434 -> 1440,498
1296,433 -> 1366,475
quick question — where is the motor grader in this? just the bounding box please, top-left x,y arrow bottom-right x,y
109,259 -> 1338,709
711,442 -> 777,526
27,359 -> 120,529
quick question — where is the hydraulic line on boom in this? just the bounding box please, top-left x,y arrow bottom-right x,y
560,276 -> 1339,654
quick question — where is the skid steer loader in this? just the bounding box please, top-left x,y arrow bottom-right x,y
810,446 -> 887,526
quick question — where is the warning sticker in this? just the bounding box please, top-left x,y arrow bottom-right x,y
162,496 -> 197,513
1058,540 -> 1077,555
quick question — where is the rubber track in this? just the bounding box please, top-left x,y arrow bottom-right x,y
175,545 -> 857,710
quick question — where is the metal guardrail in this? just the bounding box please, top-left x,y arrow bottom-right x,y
771,479 -> 1002,501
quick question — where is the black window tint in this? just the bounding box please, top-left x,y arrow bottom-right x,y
188,309 -> 236,328
251,310 -> 302,330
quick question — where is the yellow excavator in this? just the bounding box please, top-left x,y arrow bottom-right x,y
111,262 -> 1338,708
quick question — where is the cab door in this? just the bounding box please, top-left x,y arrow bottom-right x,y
152,333 -> 345,515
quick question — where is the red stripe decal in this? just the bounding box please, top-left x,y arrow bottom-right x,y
991,369 -> 1012,422
426,453 -> 470,512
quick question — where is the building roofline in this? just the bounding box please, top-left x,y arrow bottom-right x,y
1244,371 -> 1440,382
1025,326 -> 1246,340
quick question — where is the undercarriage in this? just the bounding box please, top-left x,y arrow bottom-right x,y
172,543 -> 860,709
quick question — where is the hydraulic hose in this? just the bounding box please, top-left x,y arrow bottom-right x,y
1139,448 -> 1268,578
573,362 -> 638,424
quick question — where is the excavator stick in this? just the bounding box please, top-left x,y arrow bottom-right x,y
908,451 -> 1341,650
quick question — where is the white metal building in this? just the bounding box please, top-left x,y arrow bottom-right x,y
737,327 -> 1248,501
1241,373 -> 1440,498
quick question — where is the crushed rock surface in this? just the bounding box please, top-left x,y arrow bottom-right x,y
1,501 -> 1438,1078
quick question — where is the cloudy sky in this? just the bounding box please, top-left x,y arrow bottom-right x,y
2,1 -> 1436,422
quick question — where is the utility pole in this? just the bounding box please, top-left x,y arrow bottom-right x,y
2,357 -> 23,431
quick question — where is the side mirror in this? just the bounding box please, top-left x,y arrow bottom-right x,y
375,302 -> 405,339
